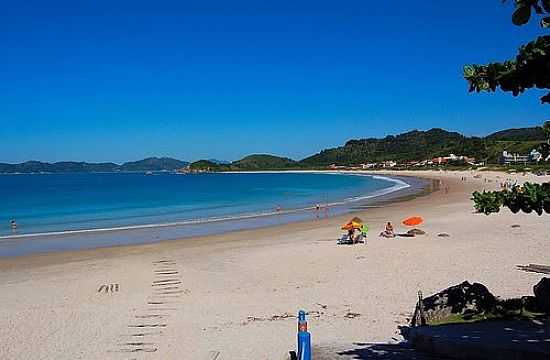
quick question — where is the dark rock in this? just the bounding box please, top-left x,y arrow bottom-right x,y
407,229 -> 426,236
412,281 -> 496,326
533,277 -> 550,314
521,296 -> 542,313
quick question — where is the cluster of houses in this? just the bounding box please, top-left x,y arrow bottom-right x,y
329,148 -> 550,170
329,153 -> 480,170
498,149 -> 549,165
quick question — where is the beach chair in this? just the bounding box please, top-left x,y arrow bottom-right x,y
337,234 -> 353,245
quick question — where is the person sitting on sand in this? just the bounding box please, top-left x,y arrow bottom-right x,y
347,229 -> 355,242
379,222 -> 395,238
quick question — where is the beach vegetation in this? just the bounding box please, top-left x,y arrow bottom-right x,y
467,3 -> 550,216
427,299 -> 545,326
472,181 -> 550,215
464,1 -> 550,104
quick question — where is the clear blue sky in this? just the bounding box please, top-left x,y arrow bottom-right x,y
1,0 -> 548,163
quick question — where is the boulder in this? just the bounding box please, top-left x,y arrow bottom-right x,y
533,277 -> 550,314
412,281 -> 496,326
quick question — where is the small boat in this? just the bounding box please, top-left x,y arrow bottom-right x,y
145,171 -> 153,176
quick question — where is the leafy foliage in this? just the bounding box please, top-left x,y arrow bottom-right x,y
472,182 -> 550,215
507,0 -> 550,27
472,191 -> 504,215
464,1 -> 550,104
464,36 -> 550,104
467,5 -> 550,219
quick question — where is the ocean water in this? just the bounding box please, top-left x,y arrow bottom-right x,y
0,172 -> 413,256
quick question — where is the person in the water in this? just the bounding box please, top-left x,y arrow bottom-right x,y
10,219 -> 17,233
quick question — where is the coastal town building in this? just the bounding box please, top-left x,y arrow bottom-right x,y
431,154 -> 476,166
499,150 -> 544,165
334,153 -> 485,170
529,149 -> 543,162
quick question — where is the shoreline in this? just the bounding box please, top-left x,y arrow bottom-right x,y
0,173 -> 412,241
0,172 -> 426,258
0,174 -> 433,266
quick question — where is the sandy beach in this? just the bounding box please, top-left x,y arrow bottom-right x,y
1,170 -> 549,359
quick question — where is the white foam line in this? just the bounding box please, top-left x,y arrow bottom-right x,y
0,172 -> 412,241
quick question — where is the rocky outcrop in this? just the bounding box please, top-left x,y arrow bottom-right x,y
412,281 -> 496,326
533,277 -> 550,314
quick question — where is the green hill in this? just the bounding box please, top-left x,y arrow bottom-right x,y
486,127 -> 546,142
119,157 -> 188,171
300,128 -> 486,166
232,154 -> 298,170
300,127 -> 546,166
189,160 -> 229,171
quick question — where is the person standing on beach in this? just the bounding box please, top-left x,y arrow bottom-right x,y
315,203 -> 321,219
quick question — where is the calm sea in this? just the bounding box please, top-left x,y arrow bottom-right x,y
0,172 -> 412,256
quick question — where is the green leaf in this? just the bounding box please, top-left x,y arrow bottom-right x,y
512,4 -> 532,25
463,65 -> 475,77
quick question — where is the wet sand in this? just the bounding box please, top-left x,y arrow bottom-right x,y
1,170 -> 549,359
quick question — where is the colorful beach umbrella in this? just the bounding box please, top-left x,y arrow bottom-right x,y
402,216 -> 424,227
341,217 -> 363,230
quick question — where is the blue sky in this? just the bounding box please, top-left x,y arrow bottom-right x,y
1,0 -> 548,163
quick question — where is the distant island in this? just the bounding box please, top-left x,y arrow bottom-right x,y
2,126 -> 548,174
0,157 -> 189,174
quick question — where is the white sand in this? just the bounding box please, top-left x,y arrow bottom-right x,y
1,170 -> 549,359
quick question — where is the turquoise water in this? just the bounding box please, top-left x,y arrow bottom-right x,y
0,172 -> 413,256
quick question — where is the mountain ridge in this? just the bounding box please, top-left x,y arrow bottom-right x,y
0,157 -> 189,174
1,126 -> 546,173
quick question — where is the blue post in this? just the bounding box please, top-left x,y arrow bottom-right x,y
298,331 -> 311,360
297,310 -> 311,360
